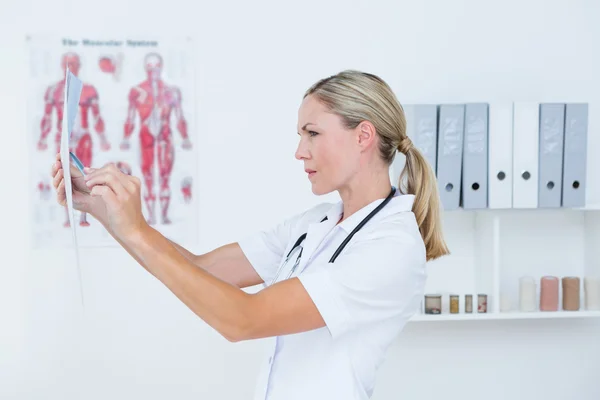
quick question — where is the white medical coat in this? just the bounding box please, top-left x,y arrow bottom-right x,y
238,190 -> 427,400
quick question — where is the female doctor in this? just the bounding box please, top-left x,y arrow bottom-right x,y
51,70 -> 449,400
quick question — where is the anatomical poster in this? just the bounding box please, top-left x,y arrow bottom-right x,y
27,35 -> 198,248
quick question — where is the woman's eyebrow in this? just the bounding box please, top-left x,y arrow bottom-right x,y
300,123 -> 316,131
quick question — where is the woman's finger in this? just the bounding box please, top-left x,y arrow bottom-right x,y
85,171 -> 128,199
52,168 -> 63,189
124,175 -> 139,194
90,185 -> 119,209
51,161 -> 58,177
51,159 -> 63,177
106,164 -> 138,194
85,163 -> 136,195
128,175 -> 141,193
83,164 -> 113,183
56,179 -> 66,207
84,162 -> 114,177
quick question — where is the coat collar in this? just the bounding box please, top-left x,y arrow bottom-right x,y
296,188 -> 415,272
324,188 -> 415,234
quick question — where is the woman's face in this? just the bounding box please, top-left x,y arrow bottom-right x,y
296,95 -> 362,195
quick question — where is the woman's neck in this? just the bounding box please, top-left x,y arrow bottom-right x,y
337,174 -> 392,224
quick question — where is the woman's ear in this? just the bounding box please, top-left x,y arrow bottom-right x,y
356,121 -> 377,150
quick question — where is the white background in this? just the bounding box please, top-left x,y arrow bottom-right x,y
1,0 -> 599,399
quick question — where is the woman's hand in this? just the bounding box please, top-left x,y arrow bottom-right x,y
51,153 -> 106,222
83,163 -> 149,241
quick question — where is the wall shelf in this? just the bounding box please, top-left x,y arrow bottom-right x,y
406,207 -> 600,322
411,310 -> 600,322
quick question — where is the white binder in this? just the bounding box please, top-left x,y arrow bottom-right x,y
512,102 -> 539,208
488,102 -> 513,209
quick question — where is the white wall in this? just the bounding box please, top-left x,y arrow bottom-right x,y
1,0 -> 599,399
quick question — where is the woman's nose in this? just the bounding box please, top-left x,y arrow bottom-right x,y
295,140 -> 310,160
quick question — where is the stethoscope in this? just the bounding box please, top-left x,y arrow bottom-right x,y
269,186 -> 397,286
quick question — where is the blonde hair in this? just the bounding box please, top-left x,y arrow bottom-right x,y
304,70 -> 449,261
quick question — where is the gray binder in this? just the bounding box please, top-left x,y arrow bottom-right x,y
561,103 -> 588,207
538,103 -> 565,208
436,104 -> 465,210
406,104 -> 438,174
461,103 -> 489,209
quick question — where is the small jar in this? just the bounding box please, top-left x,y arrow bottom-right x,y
562,277 -> 580,311
584,277 -> 600,311
465,294 -> 473,313
540,276 -> 559,311
519,276 -> 536,312
477,294 -> 487,313
424,295 -> 442,314
450,295 -> 459,314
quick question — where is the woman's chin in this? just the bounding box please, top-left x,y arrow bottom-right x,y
310,182 -> 332,196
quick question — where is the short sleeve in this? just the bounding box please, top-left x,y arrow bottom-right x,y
297,227 -> 426,339
238,204 -> 331,285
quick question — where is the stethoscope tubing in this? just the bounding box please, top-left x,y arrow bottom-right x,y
269,187 -> 396,285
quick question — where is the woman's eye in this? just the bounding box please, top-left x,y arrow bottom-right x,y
308,131 -> 318,137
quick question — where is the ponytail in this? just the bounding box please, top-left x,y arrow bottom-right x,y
398,140 -> 450,261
